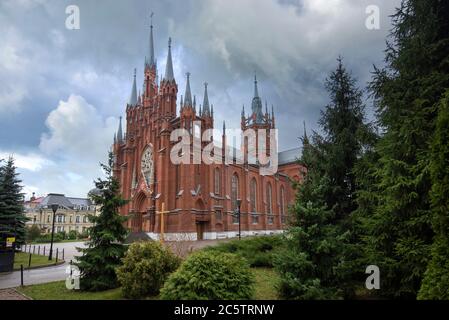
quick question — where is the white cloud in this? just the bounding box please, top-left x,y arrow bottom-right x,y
0,151 -> 53,172
40,94 -> 116,160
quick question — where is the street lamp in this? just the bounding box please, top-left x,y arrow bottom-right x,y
48,204 -> 58,260
236,199 -> 242,240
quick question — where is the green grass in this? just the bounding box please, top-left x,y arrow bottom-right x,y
13,252 -> 61,270
16,267 -> 279,300
253,268 -> 280,300
17,281 -> 124,300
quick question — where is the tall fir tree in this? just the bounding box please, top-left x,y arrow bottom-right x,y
0,157 -> 28,247
275,58 -> 373,299
76,152 -> 129,291
367,0 -> 449,298
417,90 -> 449,299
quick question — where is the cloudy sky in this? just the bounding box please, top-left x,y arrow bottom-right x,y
0,0 -> 401,199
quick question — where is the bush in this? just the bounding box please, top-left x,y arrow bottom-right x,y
160,251 -> 255,300
116,241 -> 181,299
26,225 -> 41,241
203,235 -> 284,267
67,230 -> 78,240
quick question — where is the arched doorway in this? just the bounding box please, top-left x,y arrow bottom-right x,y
132,191 -> 147,233
195,199 -> 207,240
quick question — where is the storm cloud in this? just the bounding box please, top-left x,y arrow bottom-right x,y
0,0 -> 400,198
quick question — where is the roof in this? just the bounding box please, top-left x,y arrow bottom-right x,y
37,193 -> 92,209
278,148 -> 301,165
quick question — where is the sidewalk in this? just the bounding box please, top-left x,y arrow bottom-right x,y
0,288 -> 30,300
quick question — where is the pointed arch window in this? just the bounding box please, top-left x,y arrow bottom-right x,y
250,178 -> 259,224
214,168 -> 221,195
231,174 -> 239,224
280,186 -> 286,224
267,183 -> 274,224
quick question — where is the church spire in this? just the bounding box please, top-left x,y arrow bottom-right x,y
117,117 -> 123,143
146,12 -> 156,69
254,73 -> 259,98
128,68 -> 138,106
164,37 -> 175,81
202,82 -> 210,116
184,72 -> 192,106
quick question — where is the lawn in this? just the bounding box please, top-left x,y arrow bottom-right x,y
17,281 -> 123,300
13,252 -> 61,270
253,267 -> 280,300
16,267 -> 279,300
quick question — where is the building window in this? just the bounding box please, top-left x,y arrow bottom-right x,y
280,187 -> 286,224
175,165 -> 180,193
252,214 -> 259,224
47,215 -> 50,223
76,216 -> 80,223
83,216 -> 88,223
69,215 -> 72,223
266,183 -> 273,214
231,174 -> 239,224
267,183 -> 273,224
215,210 -> 222,221
214,168 -> 221,195
250,178 -> 257,212
57,215 -> 62,223
33,216 -> 37,223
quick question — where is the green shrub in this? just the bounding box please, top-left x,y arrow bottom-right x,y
160,251 -> 255,300
203,235 -> 284,267
116,241 -> 181,299
67,230 -> 78,240
26,225 -> 41,241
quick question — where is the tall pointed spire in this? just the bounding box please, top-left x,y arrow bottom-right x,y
241,104 -> 245,117
164,37 -> 175,81
202,82 -> 210,116
146,12 -> 156,69
223,120 -> 226,135
184,72 -> 192,106
117,117 -> 123,143
254,73 -> 259,98
129,69 -> 138,106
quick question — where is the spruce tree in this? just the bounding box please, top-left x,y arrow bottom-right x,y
0,157 -> 28,247
275,58 -> 373,299
418,91 -> 449,299
367,0 -> 449,298
76,152 -> 129,291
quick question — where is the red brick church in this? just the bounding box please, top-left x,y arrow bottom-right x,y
112,21 -> 304,240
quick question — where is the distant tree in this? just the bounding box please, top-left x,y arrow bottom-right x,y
26,225 -> 42,242
75,152 -> 129,291
0,157 -> 28,247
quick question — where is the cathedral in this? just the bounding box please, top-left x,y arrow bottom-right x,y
112,21 -> 304,241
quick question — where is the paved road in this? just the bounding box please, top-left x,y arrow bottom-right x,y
0,239 -> 231,290
0,241 -> 87,289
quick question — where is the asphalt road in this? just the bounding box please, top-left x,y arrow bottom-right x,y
0,238 -> 231,290
0,241 -> 86,289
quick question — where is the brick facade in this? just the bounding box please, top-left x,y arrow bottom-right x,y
113,27 -> 304,241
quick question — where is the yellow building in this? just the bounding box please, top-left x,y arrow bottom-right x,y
25,193 -> 99,234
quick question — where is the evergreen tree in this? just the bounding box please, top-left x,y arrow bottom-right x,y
275,58 -> 373,299
367,0 -> 449,298
0,157 -> 28,247
418,90 -> 449,299
76,152 -> 129,291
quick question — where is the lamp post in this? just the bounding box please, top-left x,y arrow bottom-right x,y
236,199 -> 242,240
48,204 -> 58,260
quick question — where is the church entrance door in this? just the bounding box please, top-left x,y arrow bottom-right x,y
196,222 -> 205,240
